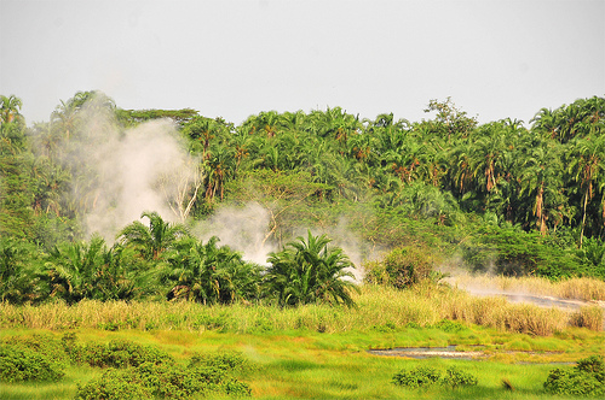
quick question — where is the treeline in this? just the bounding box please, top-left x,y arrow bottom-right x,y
0,92 -> 604,306
1,210 -> 356,306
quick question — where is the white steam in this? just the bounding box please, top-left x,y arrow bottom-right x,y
194,202 -> 277,265
55,95 -> 200,242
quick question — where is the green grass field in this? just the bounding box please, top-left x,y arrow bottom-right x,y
1,283 -> 603,399
0,326 -> 602,399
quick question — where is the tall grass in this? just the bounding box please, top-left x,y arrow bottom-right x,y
1,282 -> 602,335
444,274 -> 605,301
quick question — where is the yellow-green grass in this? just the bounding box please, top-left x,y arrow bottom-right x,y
444,273 -> 605,301
2,280 -> 603,398
1,284 -> 602,336
0,326 -> 603,400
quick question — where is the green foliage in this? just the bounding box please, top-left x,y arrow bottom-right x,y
0,344 -> 65,383
392,366 -> 442,389
165,236 -> 262,304
116,108 -> 198,127
73,347 -> 250,400
74,369 -> 150,400
118,211 -> 189,261
460,223 -> 589,279
265,230 -> 358,307
544,356 -> 605,396
69,339 -> 173,368
442,366 -> 479,388
0,238 -> 44,304
392,365 -> 478,390
364,246 -> 437,289
2,92 -> 605,304
577,237 -> 605,278
44,236 -> 138,304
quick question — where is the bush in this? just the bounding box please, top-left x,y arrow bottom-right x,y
74,369 -> 150,400
136,362 -> 203,399
7,333 -> 69,362
392,366 -> 441,389
0,344 -> 65,383
544,355 -> 605,396
72,339 -> 173,368
364,246 -> 437,289
75,348 -> 252,399
392,365 -> 478,390
442,366 -> 478,388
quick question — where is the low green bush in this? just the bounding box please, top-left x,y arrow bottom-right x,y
392,366 -> 441,389
392,365 -> 478,390
6,333 -> 69,362
0,344 -> 65,383
136,362 -> 204,399
70,339 -> 173,368
74,369 -> 150,400
74,349 -> 251,400
442,366 -> 478,388
544,355 -> 605,396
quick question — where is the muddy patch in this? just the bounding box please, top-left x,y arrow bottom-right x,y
368,345 -> 484,360
367,346 -> 576,364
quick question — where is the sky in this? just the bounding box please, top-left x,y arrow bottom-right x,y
1,0 -> 604,126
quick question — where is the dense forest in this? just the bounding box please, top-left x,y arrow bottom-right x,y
1,91 -> 604,306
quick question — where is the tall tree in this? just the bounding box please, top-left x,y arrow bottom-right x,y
0,95 -> 24,125
567,135 -> 605,245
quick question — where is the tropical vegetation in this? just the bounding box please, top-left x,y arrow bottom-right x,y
0,91 -> 604,398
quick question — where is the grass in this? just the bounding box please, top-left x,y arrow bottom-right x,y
1,278 -> 603,399
0,326 -> 603,399
1,283 -> 602,335
444,273 -> 605,301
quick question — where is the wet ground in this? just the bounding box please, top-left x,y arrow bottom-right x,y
367,289 -> 604,361
367,346 -> 483,360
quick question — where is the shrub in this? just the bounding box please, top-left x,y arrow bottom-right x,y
136,362 -> 203,399
392,366 -> 441,389
0,344 -> 65,383
392,365 -> 478,390
75,349 -> 251,399
189,350 -> 249,372
577,355 -> 605,382
544,355 -> 605,396
73,339 -> 173,368
189,351 -> 252,395
364,246 -> 436,289
74,369 -> 150,400
442,366 -> 478,388
7,333 -> 69,362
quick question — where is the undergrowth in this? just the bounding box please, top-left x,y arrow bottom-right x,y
1,283 -> 602,336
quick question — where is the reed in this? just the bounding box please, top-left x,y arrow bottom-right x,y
1,282 -> 602,335
444,273 -> 605,301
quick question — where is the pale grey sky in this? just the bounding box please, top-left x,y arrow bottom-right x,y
1,0 -> 604,126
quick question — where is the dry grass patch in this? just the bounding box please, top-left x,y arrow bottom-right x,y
1,282 -> 603,336
444,273 -> 605,301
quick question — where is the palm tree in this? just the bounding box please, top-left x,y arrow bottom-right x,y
45,236 -> 106,304
45,237 -> 137,303
166,236 -> 261,304
204,143 -> 235,201
0,238 -> 42,304
118,211 -> 188,260
264,231 -> 358,307
519,143 -> 566,234
567,135 -> 605,246
0,95 -> 24,125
